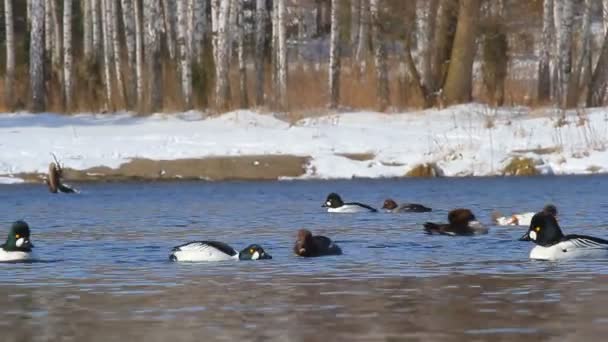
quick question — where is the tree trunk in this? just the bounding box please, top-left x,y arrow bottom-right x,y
92,0 -> 101,58
162,0 -> 176,60
276,0 -> 288,110
63,0 -> 73,110
45,0 -> 53,54
83,0 -> 93,62
355,0 -> 370,76
443,0 -> 481,105
538,0 -> 553,102
432,0 -> 458,96
111,0 -> 126,105
350,0 -> 360,49
254,0 -> 266,106
553,0 -> 574,108
4,0 -> 16,110
177,0 -> 192,108
144,0 -> 163,112
587,28 -> 608,106
568,0 -> 592,108
121,0 -> 137,108
190,0 -> 205,59
416,0 -> 437,90
214,0 -> 231,110
236,0 -> 248,108
101,0 -> 113,108
604,0 -> 608,35
329,0 -> 340,108
370,0 -> 389,110
30,0 -> 46,112
50,0 -> 62,74
134,0 -> 144,108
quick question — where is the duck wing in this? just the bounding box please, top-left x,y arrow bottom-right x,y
563,235 -> 608,248
313,236 -> 342,255
345,202 -> 378,212
171,241 -> 238,256
400,203 -> 432,212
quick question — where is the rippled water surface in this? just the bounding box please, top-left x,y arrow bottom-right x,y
2,176 -> 608,341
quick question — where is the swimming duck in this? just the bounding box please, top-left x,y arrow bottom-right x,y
169,241 -> 272,262
294,229 -> 342,257
519,212 -> 608,260
423,209 -> 488,236
382,199 -> 432,213
322,193 -> 377,213
493,204 -> 558,226
0,221 -> 34,262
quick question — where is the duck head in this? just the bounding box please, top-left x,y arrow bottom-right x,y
382,199 -> 398,210
294,229 -> 315,257
322,193 -> 344,208
3,221 -> 34,252
543,204 -> 558,217
238,244 -> 272,260
519,212 -> 564,246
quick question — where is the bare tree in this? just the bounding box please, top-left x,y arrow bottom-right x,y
4,0 -> 15,110
370,0 -> 389,110
101,0 -> 113,107
63,0 -> 73,110
254,0 -> 266,106
144,0 -> 163,112
190,0 -> 206,59
83,0 -> 93,62
355,0 -> 370,76
177,0 -> 192,108
431,0 -> 458,98
351,0 -> 360,49
92,0 -> 101,58
111,0 -> 126,104
416,0 -> 437,91
214,0 -> 231,110
553,0 -> 574,108
443,0 -> 482,105
276,0 -> 288,110
162,0 -> 176,60
50,0 -> 62,74
329,0 -> 340,108
235,0 -> 248,108
121,0 -> 137,107
30,0 -> 46,112
134,0 -> 144,108
538,0 -> 553,102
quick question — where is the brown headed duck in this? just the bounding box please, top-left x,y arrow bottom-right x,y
294,229 -> 342,257
423,209 -> 488,236
382,199 -> 432,213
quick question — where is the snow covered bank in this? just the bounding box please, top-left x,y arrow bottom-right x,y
1,104 -> 607,182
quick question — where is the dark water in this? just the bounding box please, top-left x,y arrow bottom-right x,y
2,176 -> 608,341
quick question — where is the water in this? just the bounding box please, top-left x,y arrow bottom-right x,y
2,176 -> 608,341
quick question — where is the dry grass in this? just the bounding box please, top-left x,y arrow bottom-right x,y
502,157 -> 538,176
405,163 -> 443,177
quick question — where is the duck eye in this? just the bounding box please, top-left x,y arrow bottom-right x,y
250,248 -> 254,254
15,234 -> 20,239
535,226 -> 541,232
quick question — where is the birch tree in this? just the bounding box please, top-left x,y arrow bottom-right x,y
50,0 -> 62,74
63,0 -> 73,110
83,0 -> 93,62
329,0 -> 340,108
254,0 -> 266,106
134,0 -> 144,107
144,0 -> 163,112
276,0 -> 288,110
190,0 -> 206,59
121,0 -> 137,107
4,0 -> 15,109
553,0 -> 574,108
351,0 -> 360,49
355,0 -> 370,76
215,0 -> 231,110
604,0 -> 608,35
235,0 -> 248,108
111,0 -> 126,104
177,0 -> 192,108
416,0 -> 437,91
92,0 -> 101,58
30,0 -> 46,112
162,0 -> 176,60
370,0 -> 389,110
443,0 -> 482,105
569,0 -> 592,107
538,0 -> 553,102
101,0 -> 113,107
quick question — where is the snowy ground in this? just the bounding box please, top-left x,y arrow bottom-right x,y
1,103 -> 608,183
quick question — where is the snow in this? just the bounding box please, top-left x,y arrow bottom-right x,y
1,104 -> 608,182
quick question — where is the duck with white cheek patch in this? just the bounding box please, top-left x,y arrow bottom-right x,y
322,193 -> 377,213
519,212 -> 608,261
0,221 -> 34,262
169,241 -> 272,262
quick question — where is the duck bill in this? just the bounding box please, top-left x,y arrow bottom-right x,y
518,231 -> 532,241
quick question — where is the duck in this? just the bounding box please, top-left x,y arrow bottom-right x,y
493,204 -> 557,226
0,221 -> 34,262
519,211 -> 608,260
294,229 -> 342,257
169,241 -> 272,262
322,193 -> 377,213
382,199 -> 432,213
423,208 -> 488,236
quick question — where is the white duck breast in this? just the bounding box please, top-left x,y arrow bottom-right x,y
170,242 -> 239,262
530,237 -> 608,261
0,249 -> 32,262
327,204 -> 373,213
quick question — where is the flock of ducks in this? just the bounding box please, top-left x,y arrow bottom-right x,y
2,193 -> 608,263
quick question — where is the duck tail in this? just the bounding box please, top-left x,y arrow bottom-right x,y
423,222 -> 441,234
